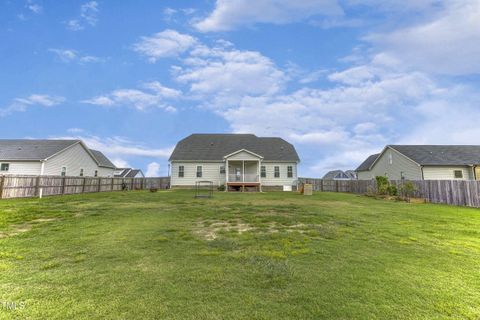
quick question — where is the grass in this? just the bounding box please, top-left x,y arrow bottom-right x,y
0,190 -> 479,319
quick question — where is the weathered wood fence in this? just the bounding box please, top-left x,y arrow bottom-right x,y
0,175 -> 171,199
298,178 -> 480,208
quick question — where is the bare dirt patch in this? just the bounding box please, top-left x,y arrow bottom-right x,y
196,220 -> 254,240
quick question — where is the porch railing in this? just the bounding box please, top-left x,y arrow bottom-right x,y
228,174 -> 259,182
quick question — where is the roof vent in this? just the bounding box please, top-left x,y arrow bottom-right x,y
210,142 -> 214,146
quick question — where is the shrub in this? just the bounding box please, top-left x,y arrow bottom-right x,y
386,185 -> 398,196
400,181 -> 416,200
375,176 -> 389,195
217,185 -> 226,191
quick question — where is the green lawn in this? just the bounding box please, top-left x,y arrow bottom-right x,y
0,190 -> 479,319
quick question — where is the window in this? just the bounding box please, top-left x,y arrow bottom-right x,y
260,166 -> 266,178
454,170 -> 463,179
220,166 -> 225,174
0,163 -> 9,172
388,154 -> 393,165
94,170 -> 98,177
61,167 -> 67,177
400,171 -> 405,179
287,166 -> 293,178
178,166 -> 184,178
196,166 -> 202,178
274,166 -> 280,178
79,168 -> 84,177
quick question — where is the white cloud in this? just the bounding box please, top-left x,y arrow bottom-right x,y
146,162 -> 161,177
48,48 -> 103,64
174,43 -> 286,107
366,0 -> 480,75
26,2 -> 42,14
0,94 -> 64,117
67,1 -> 99,31
194,0 -> 344,32
82,81 -> 180,112
133,30 -> 197,62
55,134 -> 174,159
111,158 -> 130,168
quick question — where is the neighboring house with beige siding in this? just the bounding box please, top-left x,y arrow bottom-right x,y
356,145 -> 480,181
0,140 -> 115,177
169,134 -> 300,191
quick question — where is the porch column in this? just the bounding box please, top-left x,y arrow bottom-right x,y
258,160 -> 262,192
242,161 -> 245,183
225,159 -> 229,192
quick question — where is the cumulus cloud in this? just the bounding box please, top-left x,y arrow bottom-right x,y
366,0 -> 480,75
26,1 -> 43,14
173,42 -> 286,107
146,162 -> 161,177
133,30 -> 197,62
82,81 -> 181,112
67,1 -> 99,31
194,0 -> 343,32
0,94 -> 65,117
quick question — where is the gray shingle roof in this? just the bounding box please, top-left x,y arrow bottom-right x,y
125,169 -> 143,177
389,145 -> 480,166
356,153 -> 380,172
0,139 -> 80,160
169,134 -> 300,162
89,149 -> 116,168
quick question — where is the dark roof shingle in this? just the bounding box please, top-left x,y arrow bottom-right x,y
0,139 -> 80,160
356,153 -> 380,172
89,149 -> 116,168
389,145 -> 480,165
169,134 -> 300,162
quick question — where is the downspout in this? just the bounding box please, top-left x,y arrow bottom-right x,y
420,165 -> 424,180
39,160 -> 45,198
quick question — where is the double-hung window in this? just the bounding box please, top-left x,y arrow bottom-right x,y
178,166 -> 185,178
287,166 -> 293,178
274,166 -> 280,178
260,166 -> 266,178
196,166 -> 202,178
0,163 -> 9,172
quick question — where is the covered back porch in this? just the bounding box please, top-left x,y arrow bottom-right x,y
224,149 -> 263,192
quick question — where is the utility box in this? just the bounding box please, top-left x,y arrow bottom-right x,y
303,184 -> 313,195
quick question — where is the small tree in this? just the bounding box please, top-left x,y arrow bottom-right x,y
375,176 -> 389,195
400,181 -> 416,201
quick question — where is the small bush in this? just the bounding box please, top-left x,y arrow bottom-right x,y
217,185 -> 225,191
375,176 -> 389,195
400,181 -> 416,200
387,185 -> 398,196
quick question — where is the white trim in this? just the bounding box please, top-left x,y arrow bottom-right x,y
223,149 -> 264,160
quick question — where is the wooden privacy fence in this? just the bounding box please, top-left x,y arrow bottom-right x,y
298,178 -> 480,208
0,175 -> 171,199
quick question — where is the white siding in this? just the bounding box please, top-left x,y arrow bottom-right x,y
97,167 -> 115,177
43,143 -> 100,176
171,162 -> 225,186
423,166 -> 474,180
359,148 -> 422,180
260,162 -> 297,186
0,161 -> 42,175
171,161 -> 298,187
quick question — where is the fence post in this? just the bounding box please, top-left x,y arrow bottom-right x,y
98,178 -> 101,192
82,177 -> 86,193
131,179 -> 134,191
0,176 -> 4,199
320,179 -> 324,192
62,176 -> 66,195
335,180 -> 339,192
36,176 -> 42,198
111,178 -> 114,191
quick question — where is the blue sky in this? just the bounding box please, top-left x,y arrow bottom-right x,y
1,0 -> 480,177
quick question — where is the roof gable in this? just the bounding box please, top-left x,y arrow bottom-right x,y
389,145 -> 480,166
169,134 -> 300,162
89,149 -> 116,168
355,153 -> 380,172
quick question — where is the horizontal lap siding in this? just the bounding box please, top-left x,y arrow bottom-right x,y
0,161 -> 41,175
44,144 -> 100,177
365,148 -> 422,180
423,166 -> 473,180
261,162 -> 297,187
97,167 -> 115,177
171,162 -> 224,186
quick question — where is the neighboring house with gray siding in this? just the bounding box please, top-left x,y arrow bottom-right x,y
169,134 -> 300,191
356,145 -> 480,181
0,140 -> 115,177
